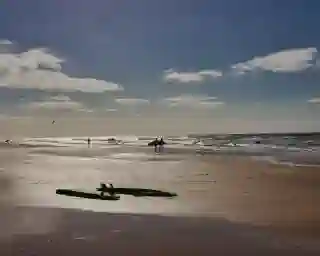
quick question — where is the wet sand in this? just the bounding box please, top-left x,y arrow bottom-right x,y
0,147 -> 320,255
0,206 -> 319,256
192,156 -> 320,239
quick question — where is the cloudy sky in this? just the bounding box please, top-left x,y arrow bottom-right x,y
0,0 -> 320,136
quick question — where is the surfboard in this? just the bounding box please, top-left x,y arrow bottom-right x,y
148,140 -> 158,146
56,189 -> 120,201
148,140 -> 167,146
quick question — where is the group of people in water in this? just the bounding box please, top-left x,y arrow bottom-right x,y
4,136 -> 167,155
150,137 -> 166,153
87,136 -> 167,153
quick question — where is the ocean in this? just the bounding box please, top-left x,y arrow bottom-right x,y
3,132 -> 320,166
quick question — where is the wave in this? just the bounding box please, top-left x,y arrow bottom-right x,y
1,135 -> 319,165
252,155 -> 320,168
1,135 -> 318,150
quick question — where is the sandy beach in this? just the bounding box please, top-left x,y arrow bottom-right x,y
0,206 -> 319,256
0,141 -> 320,255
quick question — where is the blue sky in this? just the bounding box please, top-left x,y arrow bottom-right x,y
0,0 -> 320,134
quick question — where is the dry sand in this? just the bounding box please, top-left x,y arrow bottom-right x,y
0,148 -> 320,255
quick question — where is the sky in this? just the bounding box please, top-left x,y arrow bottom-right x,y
0,0 -> 320,136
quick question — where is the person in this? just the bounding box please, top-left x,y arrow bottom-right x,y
154,137 -> 159,153
87,137 -> 91,148
159,137 -> 165,152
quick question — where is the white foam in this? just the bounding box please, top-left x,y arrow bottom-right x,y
6,135 -> 318,162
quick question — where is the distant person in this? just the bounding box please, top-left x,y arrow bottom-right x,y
154,137 -> 159,153
87,137 -> 91,148
159,137 -> 165,152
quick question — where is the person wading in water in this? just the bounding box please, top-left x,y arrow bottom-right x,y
158,137 -> 165,153
154,137 -> 159,152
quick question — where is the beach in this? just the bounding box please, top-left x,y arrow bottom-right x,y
0,136 -> 320,255
1,206 -> 319,256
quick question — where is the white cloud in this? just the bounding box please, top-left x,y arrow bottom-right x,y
0,39 -> 13,45
27,100 -> 83,110
23,95 -> 89,112
308,98 -> 320,104
163,69 -> 222,83
162,94 -> 225,109
163,47 -> 318,82
198,70 -> 223,77
0,42 -> 123,93
19,48 -> 64,71
231,47 -> 317,74
115,98 -> 150,105
49,94 -> 72,102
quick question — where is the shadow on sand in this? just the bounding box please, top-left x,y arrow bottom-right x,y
56,189 -> 120,201
96,187 -> 177,198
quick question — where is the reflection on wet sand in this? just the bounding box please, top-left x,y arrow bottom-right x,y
0,142 -> 319,255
